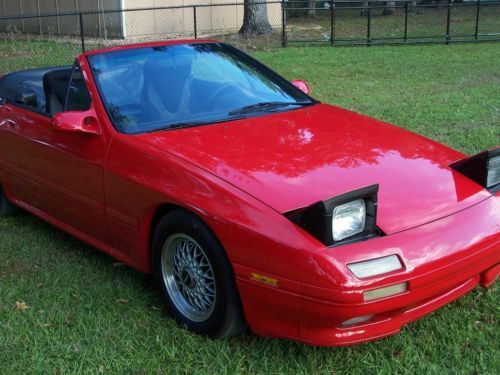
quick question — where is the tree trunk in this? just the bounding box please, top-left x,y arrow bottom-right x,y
239,0 -> 273,36
408,0 -> 417,12
308,0 -> 316,17
360,1 -> 369,16
383,1 -> 396,15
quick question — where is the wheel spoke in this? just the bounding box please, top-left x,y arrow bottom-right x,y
197,287 -> 214,307
203,273 -> 214,282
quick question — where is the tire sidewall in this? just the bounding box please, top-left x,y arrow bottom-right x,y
152,210 -> 233,336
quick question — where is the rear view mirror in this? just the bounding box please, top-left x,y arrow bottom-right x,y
291,80 -> 311,95
15,90 -> 38,108
51,110 -> 101,135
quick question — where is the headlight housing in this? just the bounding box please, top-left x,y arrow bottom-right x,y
451,147 -> 500,193
287,184 -> 380,246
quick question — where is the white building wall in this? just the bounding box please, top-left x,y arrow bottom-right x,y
0,0 -> 281,39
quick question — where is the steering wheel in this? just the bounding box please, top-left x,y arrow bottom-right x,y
205,84 -> 244,110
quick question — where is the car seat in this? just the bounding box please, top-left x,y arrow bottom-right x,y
43,68 -> 72,116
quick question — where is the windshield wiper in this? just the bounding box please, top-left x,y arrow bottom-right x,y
228,101 -> 312,116
147,120 -> 211,133
146,102 -> 313,133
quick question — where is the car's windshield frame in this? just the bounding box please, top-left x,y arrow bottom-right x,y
86,42 -> 318,135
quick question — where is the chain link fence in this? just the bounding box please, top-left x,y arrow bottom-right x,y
285,1 -> 500,45
0,0 -> 498,72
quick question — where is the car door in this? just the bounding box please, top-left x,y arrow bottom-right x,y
0,101 -> 23,195
0,63 -> 110,242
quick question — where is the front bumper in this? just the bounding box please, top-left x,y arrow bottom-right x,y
297,262 -> 497,346
234,196 -> 500,346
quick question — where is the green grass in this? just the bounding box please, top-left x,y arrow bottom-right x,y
0,39 -> 81,73
1,43 -> 499,373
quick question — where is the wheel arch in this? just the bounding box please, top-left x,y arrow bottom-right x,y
145,203 -> 231,274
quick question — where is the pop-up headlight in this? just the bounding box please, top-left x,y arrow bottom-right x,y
451,147 -> 500,193
287,184 -> 380,246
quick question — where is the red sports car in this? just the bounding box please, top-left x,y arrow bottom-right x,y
0,40 -> 498,346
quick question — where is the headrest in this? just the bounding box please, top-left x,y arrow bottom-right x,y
143,46 -> 195,82
97,61 -> 143,104
43,68 -> 72,89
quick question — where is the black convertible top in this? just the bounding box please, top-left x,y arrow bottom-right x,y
0,66 -> 72,113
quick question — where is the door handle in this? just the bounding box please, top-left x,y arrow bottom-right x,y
0,119 -> 16,129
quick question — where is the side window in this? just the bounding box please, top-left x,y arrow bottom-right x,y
65,64 -> 91,112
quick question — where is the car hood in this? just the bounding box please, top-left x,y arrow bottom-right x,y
136,104 -> 490,234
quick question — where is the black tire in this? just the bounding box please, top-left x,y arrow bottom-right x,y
0,184 -> 17,216
152,209 -> 246,338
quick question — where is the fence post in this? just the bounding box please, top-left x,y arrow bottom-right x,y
79,12 -> 85,53
475,0 -> 480,39
55,0 -> 61,35
281,0 -> 287,48
2,0 -> 7,34
446,0 -> 452,45
367,2 -> 371,46
193,6 -> 197,39
36,0 -> 42,35
404,1 -> 409,41
18,0 -> 25,33
330,0 -> 334,46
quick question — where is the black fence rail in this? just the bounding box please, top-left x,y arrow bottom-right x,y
0,1 -> 498,72
284,0 -> 500,46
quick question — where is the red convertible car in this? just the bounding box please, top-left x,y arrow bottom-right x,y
0,40 -> 498,346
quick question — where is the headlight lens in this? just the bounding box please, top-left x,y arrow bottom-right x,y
332,199 -> 366,241
487,155 -> 500,188
347,255 -> 402,278
364,282 -> 408,302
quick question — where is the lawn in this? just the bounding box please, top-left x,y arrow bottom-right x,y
0,43 -> 499,373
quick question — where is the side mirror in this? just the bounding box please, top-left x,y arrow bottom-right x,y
51,110 -> 101,135
15,90 -> 38,108
291,80 -> 311,95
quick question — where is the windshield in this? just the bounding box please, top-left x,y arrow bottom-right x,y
88,43 -> 314,134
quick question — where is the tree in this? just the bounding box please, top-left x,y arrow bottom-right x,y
239,0 -> 273,36
308,1 -> 316,17
382,1 -> 396,15
360,1 -> 369,16
408,0 -> 417,12
360,1 -> 397,16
